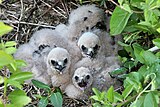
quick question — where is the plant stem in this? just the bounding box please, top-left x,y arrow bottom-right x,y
135,73 -> 156,102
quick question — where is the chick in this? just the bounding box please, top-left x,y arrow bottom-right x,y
46,47 -> 71,91
65,67 -> 93,99
13,43 -> 35,72
29,28 -> 69,53
14,43 -> 51,84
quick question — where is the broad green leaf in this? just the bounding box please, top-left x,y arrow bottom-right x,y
114,92 -> 123,102
8,90 -> 31,106
133,44 -> 145,64
107,86 -> 114,103
144,92 -> 158,107
122,84 -> 133,99
92,102 -> 102,107
123,4 -> 132,13
0,22 -> 13,36
90,95 -> 99,101
92,88 -> 101,98
38,97 -> 48,107
0,50 -> 14,66
50,92 -> 63,107
118,0 -> 123,5
15,59 -> 27,68
142,51 -> 157,65
5,41 -> 17,47
5,47 -> 17,54
8,80 -> 22,89
9,72 -> 33,83
110,7 -> 132,35
156,27 -> 160,33
31,79 -> 51,92
153,38 -> 160,48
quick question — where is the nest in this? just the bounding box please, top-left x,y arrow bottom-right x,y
0,0 -> 116,106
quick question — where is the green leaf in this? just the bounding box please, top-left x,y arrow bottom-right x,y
90,95 -> 99,101
5,41 -> 17,47
8,90 -> 31,106
110,7 -> 132,35
8,80 -> 22,89
133,43 -> 145,64
31,79 -> 51,92
122,84 -> 133,99
50,92 -> 63,107
107,86 -> 114,103
153,38 -> 160,48
142,51 -> 157,65
9,72 -> 33,83
144,92 -> 158,107
118,0 -> 123,5
0,50 -> 14,66
5,47 -> 17,54
38,97 -> 48,107
123,4 -> 132,13
92,102 -> 102,107
92,88 -> 101,98
156,27 -> 160,33
114,92 -> 123,102
0,22 -> 13,36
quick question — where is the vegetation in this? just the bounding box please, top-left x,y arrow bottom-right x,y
0,22 -> 33,107
91,0 -> 160,107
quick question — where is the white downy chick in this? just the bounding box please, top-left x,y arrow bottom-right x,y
46,47 -> 71,91
92,56 -> 122,91
65,67 -> 93,99
78,32 -> 101,58
14,43 -> 51,84
14,43 -> 35,71
67,4 -> 108,42
29,28 -> 70,53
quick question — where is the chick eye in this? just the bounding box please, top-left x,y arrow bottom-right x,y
81,45 -> 87,52
93,44 -> 99,50
51,60 -> 57,66
75,76 -> 79,81
64,58 -> 68,64
86,75 -> 90,79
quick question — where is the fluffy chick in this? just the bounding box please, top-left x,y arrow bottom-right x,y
65,67 -> 93,99
75,55 -> 121,90
92,59 -> 122,91
14,43 -> 51,84
14,43 -> 35,71
46,47 -> 71,91
29,28 -> 69,53
66,4 -> 109,42
78,32 -> 101,58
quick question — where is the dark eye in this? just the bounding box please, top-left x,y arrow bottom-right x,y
75,76 -> 79,81
93,44 -> 99,50
64,58 -> 68,64
84,17 -> 88,21
81,45 -> 87,51
51,60 -> 57,66
86,75 -> 90,79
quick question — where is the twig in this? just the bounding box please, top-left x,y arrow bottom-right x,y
148,46 -> 159,52
1,20 -> 56,28
40,0 -> 67,18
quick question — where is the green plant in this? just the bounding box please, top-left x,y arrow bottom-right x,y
31,79 -> 63,107
0,22 -> 33,107
91,0 -> 160,107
